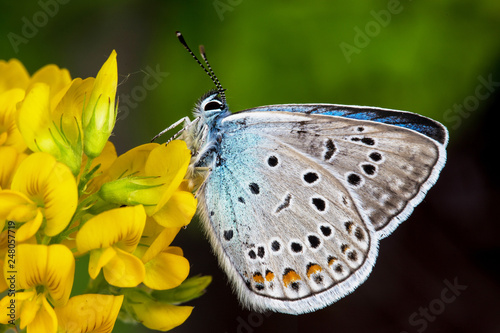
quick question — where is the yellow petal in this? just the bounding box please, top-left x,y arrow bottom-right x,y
141,226 -> 180,263
104,142 -> 157,180
165,246 -> 184,256
16,82 -> 55,154
0,190 -> 38,230
26,295 -> 58,333
0,294 -> 16,324
13,244 -> 74,306
27,64 -> 71,100
76,205 -> 146,254
152,190 -> 197,228
0,292 -> 22,324
0,146 -> 26,189
81,140 -> 117,195
19,292 -> 40,329
0,59 -> 30,93
52,77 -> 94,112
0,259 -> 6,293
55,294 -> 124,333
143,252 -> 190,290
17,81 -> 84,174
16,209 -> 43,242
103,247 -> 145,287
82,50 -> 118,158
11,152 -> 78,236
140,217 -> 166,246
0,291 -> 35,325
45,245 -> 75,306
0,89 -> 27,152
131,300 -> 193,332
53,77 -> 94,139
82,51 -> 117,129
88,246 -> 116,279
145,141 -> 191,215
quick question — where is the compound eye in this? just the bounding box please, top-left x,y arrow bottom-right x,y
204,100 -> 223,111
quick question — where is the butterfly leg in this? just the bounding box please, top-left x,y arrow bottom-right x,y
151,116 -> 193,142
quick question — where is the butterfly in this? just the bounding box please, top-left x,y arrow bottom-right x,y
156,32 -> 448,315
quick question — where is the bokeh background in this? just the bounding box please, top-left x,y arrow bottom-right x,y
1,0 -> 499,332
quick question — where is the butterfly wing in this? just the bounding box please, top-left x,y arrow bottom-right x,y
197,106 -> 447,314
198,123 -> 377,314
242,103 -> 448,146
238,104 -> 448,237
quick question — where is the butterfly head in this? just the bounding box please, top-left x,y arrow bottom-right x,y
195,89 -> 228,119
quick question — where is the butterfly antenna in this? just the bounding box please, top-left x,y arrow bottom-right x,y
199,45 -> 227,105
176,31 -> 226,105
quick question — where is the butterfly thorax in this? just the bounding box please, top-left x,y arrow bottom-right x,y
182,91 -> 229,190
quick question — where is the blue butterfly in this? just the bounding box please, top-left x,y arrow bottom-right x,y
157,32 -> 448,314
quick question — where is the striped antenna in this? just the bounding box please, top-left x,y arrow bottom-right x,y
176,31 -> 226,104
199,45 -> 226,105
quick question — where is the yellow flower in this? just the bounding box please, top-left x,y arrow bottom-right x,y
82,50 -> 117,158
0,244 -> 74,332
139,226 -> 190,290
55,294 -> 124,333
151,179 -> 197,228
76,205 -> 146,287
4,152 -> 78,238
0,54 -> 209,332
16,78 -> 94,175
98,140 -> 197,227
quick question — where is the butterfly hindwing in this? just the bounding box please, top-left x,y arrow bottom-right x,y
199,125 -> 378,314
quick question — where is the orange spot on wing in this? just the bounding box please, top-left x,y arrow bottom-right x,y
253,273 -> 265,284
306,264 -> 322,278
328,256 -> 337,266
265,271 -> 275,282
283,269 -> 301,287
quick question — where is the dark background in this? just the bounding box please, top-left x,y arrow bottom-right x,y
1,1 -> 499,332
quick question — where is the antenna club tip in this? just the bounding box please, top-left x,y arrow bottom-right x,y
175,31 -> 182,36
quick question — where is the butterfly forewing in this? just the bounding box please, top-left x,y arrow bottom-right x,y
223,110 -> 447,236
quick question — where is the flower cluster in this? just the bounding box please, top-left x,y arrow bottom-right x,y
0,52 -> 210,332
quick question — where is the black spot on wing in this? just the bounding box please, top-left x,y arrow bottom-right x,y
303,172 -> 319,184
369,152 -> 382,162
249,183 -> 260,194
223,230 -> 233,241
267,156 -> 278,167
275,193 -> 292,213
324,139 -> 336,160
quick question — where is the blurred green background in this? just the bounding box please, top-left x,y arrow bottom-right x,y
1,0 -> 499,332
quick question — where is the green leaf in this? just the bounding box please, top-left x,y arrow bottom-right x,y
151,275 -> 212,304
